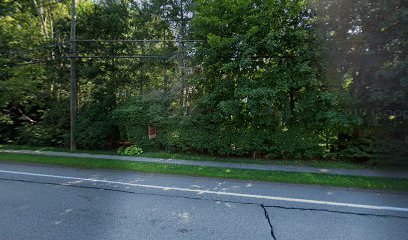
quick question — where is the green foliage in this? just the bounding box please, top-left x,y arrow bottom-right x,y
267,128 -> 323,159
185,0 -> 330,158
335,137 -> 374,161
1,0 -> 406,163
196,2 -> 313,111
14,123 -> 67,147
76,103 -> 119,149
118,145 -> 144,156
112,96 -> 169,149
316,0 -> 408,160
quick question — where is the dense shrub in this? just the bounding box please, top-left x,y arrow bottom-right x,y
113,98 -> 326,159
3,102 -> 70,147
117,145 -> 143,156
113,98 -> 166,150
14,123 -> 67,146
76,103 -> 119,149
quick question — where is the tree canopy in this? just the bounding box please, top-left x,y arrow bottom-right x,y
1,0 -> 407,162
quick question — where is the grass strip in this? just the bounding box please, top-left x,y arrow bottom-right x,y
0,144 -> 388,170
0,153 -> 407,191
140,152 -> 368,170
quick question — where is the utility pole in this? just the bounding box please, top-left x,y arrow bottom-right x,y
69,0 -> 77,151
179,0 -> 186,112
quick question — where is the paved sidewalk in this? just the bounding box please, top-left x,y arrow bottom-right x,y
1,149 -> 407,179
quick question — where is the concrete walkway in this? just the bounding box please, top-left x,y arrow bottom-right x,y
1,149 -> 407,179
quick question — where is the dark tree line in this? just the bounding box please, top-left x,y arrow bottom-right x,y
1,0 -> 407,163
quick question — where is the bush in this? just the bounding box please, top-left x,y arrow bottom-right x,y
113,98 -> 327,159
335,137 -> 373,161
266,128 -> 324,159
112,97 -> 168,150
14,123 -> 67,147
118,145 -> 143,156
76,103 -> 119,149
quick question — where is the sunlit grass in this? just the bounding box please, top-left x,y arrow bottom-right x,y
0,144 -> 382,170
0,152 -> 407,191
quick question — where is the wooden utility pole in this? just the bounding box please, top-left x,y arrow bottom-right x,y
179,0 -> 186,112
69,0 -> 77,151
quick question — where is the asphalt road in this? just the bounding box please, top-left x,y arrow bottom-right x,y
0,162 -> 407,240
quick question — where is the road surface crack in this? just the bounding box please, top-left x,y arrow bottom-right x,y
261,204 -> 277,240
261,204 -> 408,219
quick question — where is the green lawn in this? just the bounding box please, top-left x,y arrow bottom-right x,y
140,151 -> 369,170
0,144 -> 392,171
0,152 -> 407,192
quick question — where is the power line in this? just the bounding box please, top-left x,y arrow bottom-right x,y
74,39 -> 206,43
0,44 -> 60,55
75,54 -> 172,59
4,57 -> 66,67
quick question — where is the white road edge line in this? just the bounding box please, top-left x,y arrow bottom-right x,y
1,169 -> 408,213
